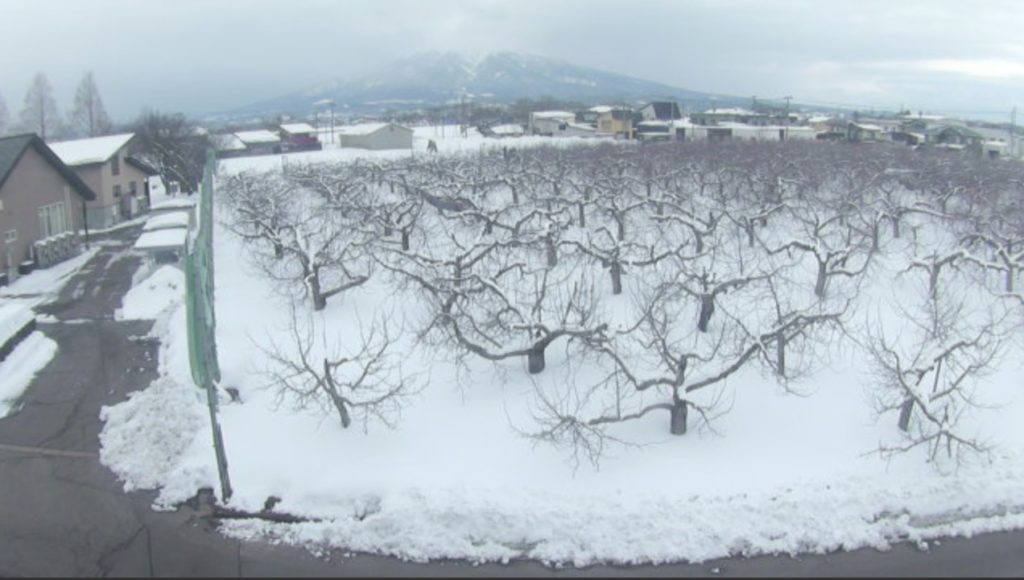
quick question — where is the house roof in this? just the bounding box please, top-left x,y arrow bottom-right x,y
280,122 -> 317,134
212,133 -> 247,151
0,134 -> 97,201
48,133 -> 135,166
532,111 -> 576,119
234,130 -> 280,144
702,107 -> 757,116
643,102 -> 681,119
126,156 -> 159,176
336,122 -> 413,136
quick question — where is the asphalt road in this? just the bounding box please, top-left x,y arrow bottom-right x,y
0,225 -> 1022,577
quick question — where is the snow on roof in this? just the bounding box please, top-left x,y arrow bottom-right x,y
851,123 -> 884,132
702,107 -> 757,116
212,133 -> 246,151
49,133 -> 135,166
234,130 -> 280,144
151,198 -> 196,211
490,124 -> 524,135
280,123 -> 317,134
589,106 -> 613,113
143,211 -> 191,231
808,116 -> 832,123
335,122 -> 412,136
134,228 -> 188,250
531,111 -> 575,119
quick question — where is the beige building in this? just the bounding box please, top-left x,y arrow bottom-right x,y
49,133 -> 151,230
0,134 -> 96,282
593,106 -> 636,138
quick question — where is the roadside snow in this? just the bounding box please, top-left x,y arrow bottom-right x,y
0,246 -> 99,307
116,265 -> 185,321
0,332 -> 58,417
0,302 -> 33,347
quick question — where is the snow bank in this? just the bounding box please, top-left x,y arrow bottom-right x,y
0,302 -> 34,347
101,276 -> 217,508
117,265 -> 185,321
0,332 -> 58,417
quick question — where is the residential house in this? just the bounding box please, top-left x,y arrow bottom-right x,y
49,133 -> 150,230
529,111 -> 577,135
211,133 -> 248,158
234,130 -> 282,156
337,123 -> 413,150
594,107 -> 636,138
846,122 -> 885,142
0,134 -> 96,283
279,123 -> 322,152
691,107 -> 772,126
639,102 -> 682,122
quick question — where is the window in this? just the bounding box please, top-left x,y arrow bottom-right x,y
111,154 -> 120,176
38,203 -> 67,238
129,181 -> 137,195
4,230 -> 15,244
114,184 -> 122,198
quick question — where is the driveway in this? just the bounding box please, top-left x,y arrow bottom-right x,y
0,225 -> 1021,577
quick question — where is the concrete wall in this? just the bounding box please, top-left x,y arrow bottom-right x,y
0,147 -> 80,279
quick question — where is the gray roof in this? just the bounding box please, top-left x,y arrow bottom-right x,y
0,134 -> 97,201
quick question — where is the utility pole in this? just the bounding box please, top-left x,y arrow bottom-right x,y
783,96 -> 792,124
1011,106 -> 1017,159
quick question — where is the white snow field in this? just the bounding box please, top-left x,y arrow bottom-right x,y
99,134 -> 1024,566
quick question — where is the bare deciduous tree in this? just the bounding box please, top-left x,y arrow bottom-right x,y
18,72 -> 60,140
69,71 -> 113,138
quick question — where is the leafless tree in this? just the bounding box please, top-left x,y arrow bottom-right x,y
261,303 -> 418,431
18,72 -> 60,141
68,71 -> 113,138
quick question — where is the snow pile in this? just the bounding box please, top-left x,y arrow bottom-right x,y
116,265 -> 185,321
0,246 -> 99,307
0,302 -> 34,347
100,278 -> 217,508
0,332 -> 58,418
218,460 -> 1024,565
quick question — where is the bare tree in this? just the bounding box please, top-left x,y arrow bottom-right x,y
69,71 -> 113,137
18,72 -> 59,140
223,169 -> 372,311
130,109 -> 209,193
262,304 -> 417,431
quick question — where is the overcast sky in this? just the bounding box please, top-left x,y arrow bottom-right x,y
1,0 -> 1022,122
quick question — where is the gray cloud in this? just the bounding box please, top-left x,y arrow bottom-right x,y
0,0 -> 1021,122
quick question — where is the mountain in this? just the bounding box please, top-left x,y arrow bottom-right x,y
212,51 -> 744,121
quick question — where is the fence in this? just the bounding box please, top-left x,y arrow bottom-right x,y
185,149 -> 232,501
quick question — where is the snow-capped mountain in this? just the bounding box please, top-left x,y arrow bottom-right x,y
218,51 -> 737,119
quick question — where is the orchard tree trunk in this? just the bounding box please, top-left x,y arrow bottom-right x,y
897,398 -> 914,431
670,400 -> 688,435
776,336 -> 786,378
697,294 -> 715,332
527,345 -> 546,374
308,264 -> 327,311
324,360 -> 352,429
577,202 -> 586,228
814,261 -> 828,299
545,236 -> 558,267
610,261 -> 623,295
401,228 -> 410,251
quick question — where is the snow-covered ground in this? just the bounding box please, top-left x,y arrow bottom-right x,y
0,332 -> 58,418
0,246 -> 99,308
99,133 -> 1024,566
116,265 -> 185,321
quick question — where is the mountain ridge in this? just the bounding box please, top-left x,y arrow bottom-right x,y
212,51 -> 745,121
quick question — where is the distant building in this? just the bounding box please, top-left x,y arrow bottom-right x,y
337,123 -> 413,150
529,111 -> 576,136
279,123 -> 322,152
639,102 -> 682,122
489,124 -> 525,138
234,130 -> 282,156
594,107 -> 636,138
